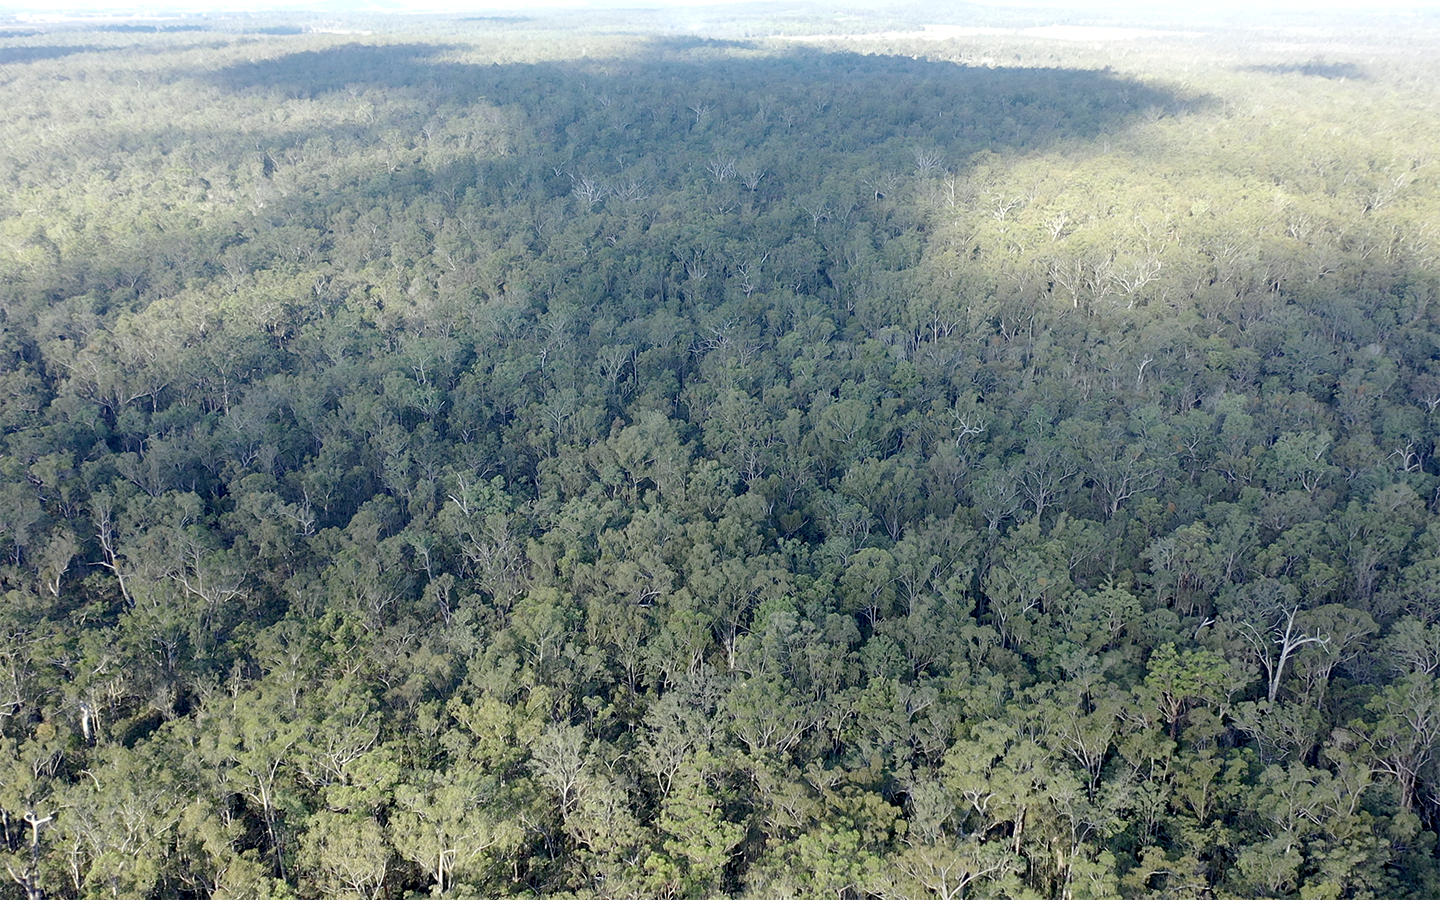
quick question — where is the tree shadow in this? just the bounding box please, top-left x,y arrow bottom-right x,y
91,24 -> 208,33
0,44 -> 116,65
1240,59 -> 1368,81
205,42 -> 468,99
46,36 -> 1201,311
203,37 -> 1198,165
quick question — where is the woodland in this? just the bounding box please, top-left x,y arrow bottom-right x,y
2,4 -> 1440,899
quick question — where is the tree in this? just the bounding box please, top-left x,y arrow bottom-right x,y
1262,430 -> 1338,497
1358,673 -> 1440,812
653,759 -> 745,898
1229,597 -> 1330,704
981,518 -> 1071,651
0,732 -> 65,900
1289,604 -> 1375,708
297,811 -> 389,900
193,685 -> 305,881
51,743 -> 187,899
880,836 -> 1017,900
1139,643 -> 1238,740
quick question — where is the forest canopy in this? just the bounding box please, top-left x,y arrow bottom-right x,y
3,6 -> 1440,900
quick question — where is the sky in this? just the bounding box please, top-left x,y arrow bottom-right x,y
1,0 -> 1436,19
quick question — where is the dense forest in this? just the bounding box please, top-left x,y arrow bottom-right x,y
3,5 -> 1440,899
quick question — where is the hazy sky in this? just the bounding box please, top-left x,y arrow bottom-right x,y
1,0 -> 1435,17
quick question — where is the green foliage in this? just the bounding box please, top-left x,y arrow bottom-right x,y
2,7 -> 1440,900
